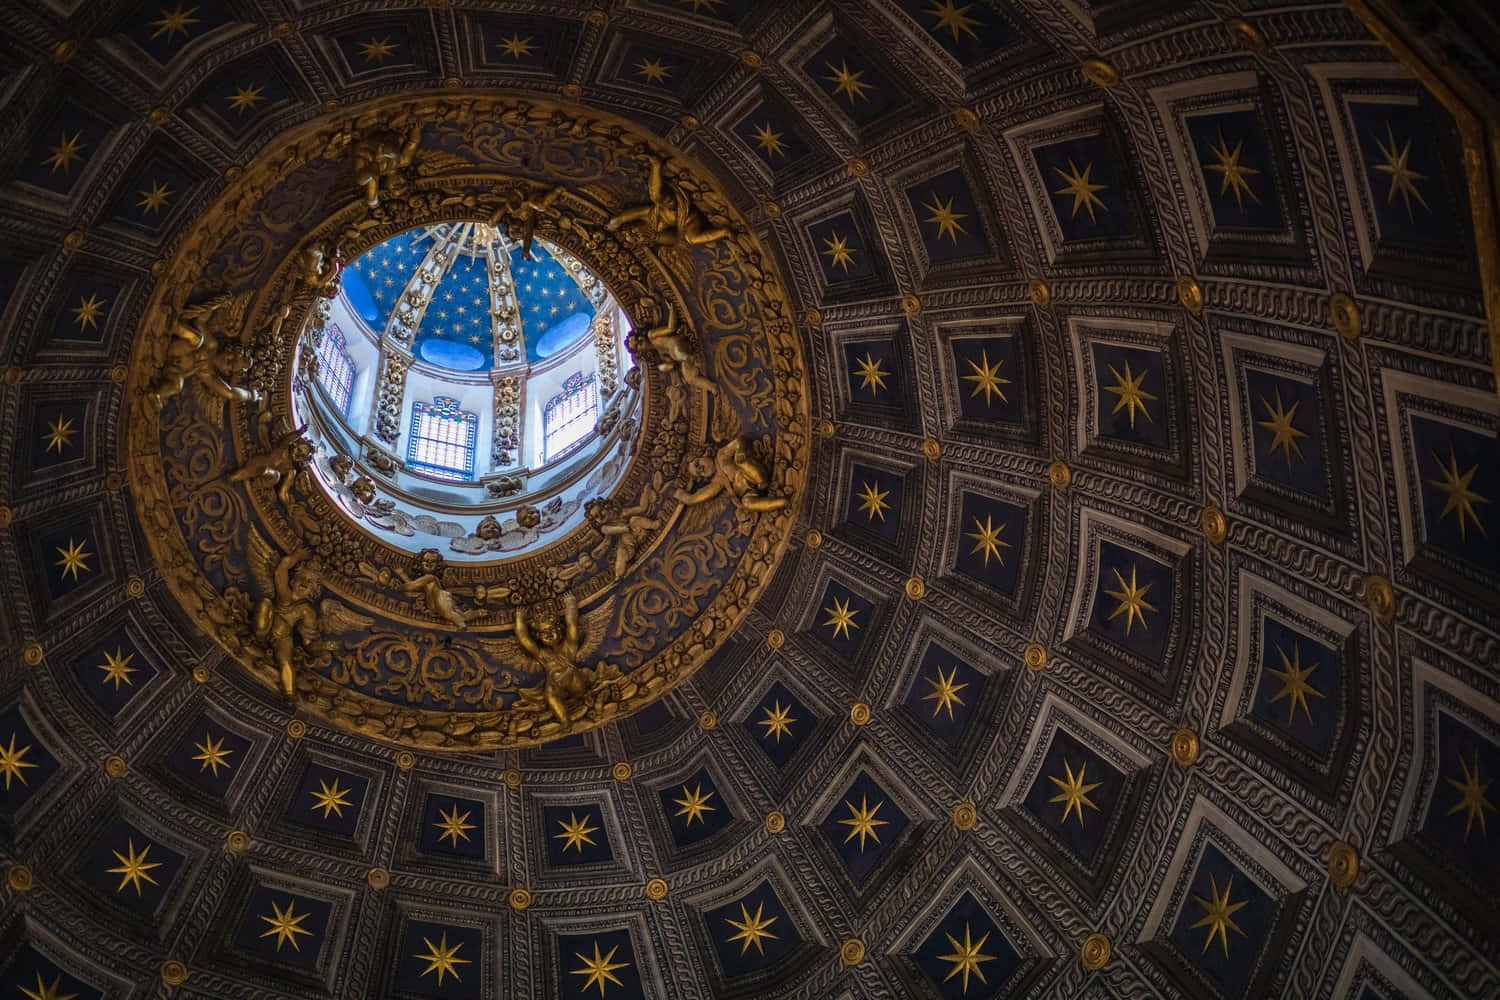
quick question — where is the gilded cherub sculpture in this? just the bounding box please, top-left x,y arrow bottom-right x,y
515,594 -> 589,726
252,548 -> 322,699
587,494 -> 661,577
229,424 -> 313,505
675,436 -> 788,512
390,548 -> 508,630
147,292 -> 262,413
508,184 -> 564,261
352,122 -> 422,208
299,244 -> 345,299
606,156 -> 730,246
638,298 -> 717,396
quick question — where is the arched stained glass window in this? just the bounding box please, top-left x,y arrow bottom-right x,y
407,395 -> 478,481
543,371 -> 598,461
315,323 -> 356,415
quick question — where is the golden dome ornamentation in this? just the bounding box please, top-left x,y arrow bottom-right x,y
160,960 -> 189,986
840,938 -> 866,965
1363,575 -> 1396,623
22,642 -> 42,667
1330,292 -> 1361,340
504,769 -> 524,788
954,107 -> 980,130
805,529 -> 823,549
1028,278 -> 1051,306
1082,59 -> 1119,88
1170,727 -> 1200,767
1328,841 -> 1359,889
900,293 -> 921,315
1227,18 -> 1268,51
952,801 -> 978,831
225,831 -> 249,852
612,762 -> 633,782
192,666 -> 209,683
285,719 -> 307,739
508,887 -> 533,911
740,50 -> 763,70
1081,932 -> 1111,971
1176,276 -> 1204,315
698,710 -> 718,730
7,864 -> 33,892
766,629 -> 786,649
105,755 -> 128,778
1023,642 -> 1048,672
645,878 -> 669,901
367,867 -> 390,890
765,810 -> 786,834
922,438 -> 943,461
850,703 -> 872,726
1200,505 -> 1227,544
905,577 -> 926,600
396,751 -> 416,771
1047,460 -> 1071,491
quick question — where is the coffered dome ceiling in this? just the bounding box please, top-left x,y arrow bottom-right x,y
1,1 -> 1497,998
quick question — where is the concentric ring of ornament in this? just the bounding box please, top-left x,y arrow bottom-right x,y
127,95 -> 808,749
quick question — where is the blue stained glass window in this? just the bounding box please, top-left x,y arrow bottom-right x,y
543,371 -> 598,461
315,324 -> 356,415
407,395 -> 478,481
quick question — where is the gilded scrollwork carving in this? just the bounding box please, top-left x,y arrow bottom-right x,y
128,94 -> 807,749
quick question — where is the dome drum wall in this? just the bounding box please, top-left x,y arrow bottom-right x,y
124,97 -> 809,750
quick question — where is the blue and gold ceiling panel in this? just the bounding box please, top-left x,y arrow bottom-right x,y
1070,317 -> 1190,481
902,165 -> 995,270
703,879 -> 805,983
1410,417 -> 1499,575
839,334 -> 917,430
1381,374 -> 1500,596
320,16 -> 438,83
187,48 -> 306,139
657,765 -> 733,848
228,880 -> 337,974
802,32 -> 905,131
1064,511 -> 1195,705
467,15 -> 578,76
806,208 -> 884,292
542,801 -> 613,868
1151,841 -> 1295,1000
23,392 -> 93,480
103,138 -> 208,238
840,457 -> 909,547
163,712 -> 257,805
69,627 -> 160,721
417,792 -> 487,862
286,759 -> 372,840
599,35 -> 726,102
948,489 -> 1028,601
898,641 -> 988,753
1313,70 -> 1478,300
0,948 -> 102,1000
1416,712 -> 1500,898
805,577 -> 881,666
940,323 -> 1039,446
742,680 -> 817,769
42,268 -> 128,350
894,0 -> 1023,67
909,890 -> 1030,1000
730,91 -> 819,177
1188,108 -> 1285,235
75,815 -> 188,922
1006,108 -> 1157,264
1150,74 -> 1315,277
1242,363 -> 1334,509
28,505 -> 114,617
815,770 -> 912,884
112,0 -> 241,67
0,705 -> 61,821
13,96 -> 118,200
557,928 -> 646,1000
1217,571 -> 1362,809
1018,729 -> 1128,869
1350,99 -> 1466,259
395,917 -> 486,997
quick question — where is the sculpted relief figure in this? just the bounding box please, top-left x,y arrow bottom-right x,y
352,122 -> 422,208
230,424 -> 313,505
675,436 -> 787,513
252,548 -> 323,699
382,548 -> 509,629
587,494 -> 662,578
637,298 -> 717,396
508,184 -> 564,261
606,156 -> 730,247
299,244 -> 345,299
515,594 -> 591,726
148,292 -> 262,413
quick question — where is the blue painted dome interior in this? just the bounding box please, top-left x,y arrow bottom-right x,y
343,225 -> 597,371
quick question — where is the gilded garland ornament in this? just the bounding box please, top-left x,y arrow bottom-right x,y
127,96 -> 807,750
